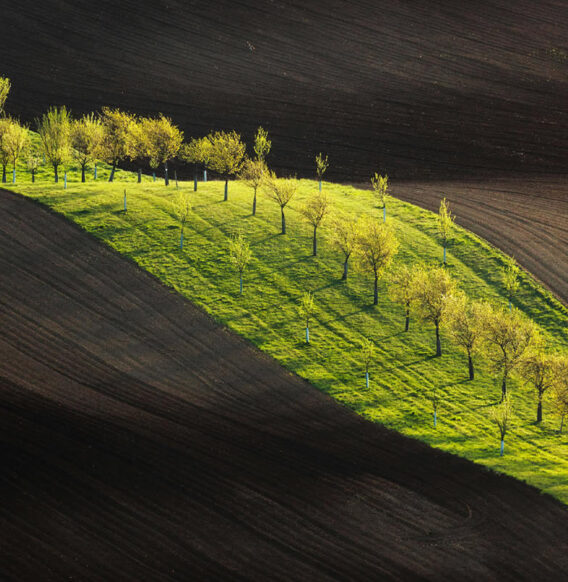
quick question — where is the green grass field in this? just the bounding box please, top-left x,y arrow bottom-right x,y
6,158 -> 568,504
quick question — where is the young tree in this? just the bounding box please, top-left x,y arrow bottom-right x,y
141,114 -> 183,186
438,197 -> 454,265
427,389 -> 441,428
27,152 -> 41,183
263,172 -> 298,234
100,107 -> 136,182
444,292 -> 487,380
36,106 -> 71,183
229,233 -> 252,295
0,76 -> 10,115
0,118 -> 10,182
356,218 -> 399,305
124,118 -> 147,183
315,152 -> 329,192
371,173 -> 390,222
482,307 -> 538,400
172,191 -> 192,250
239,158 -> 266,216
254,126 -> 271,162
70,113 -> 103,183
1,119 -> 29,183
490,393 -> 513,456
551,361 -> 568,433
388,264 -> 420,332
298,292 -> 316,344
180,137 -> 213,190
414,266 -> 457,356
300,191 -> 330,256
208,130 -> 246,200
361,338 -> 375,389
520,347 -> 559,423
329,212 -> 360,280
502,257 -> 520,311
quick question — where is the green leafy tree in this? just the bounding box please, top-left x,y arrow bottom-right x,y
1,119 -> 29,183
140,114 -> 183,186
482,307 -> 538,401
444,291 -> 487,380
388,264 -> 421,332
299,191 -> 330,256
100,107 -> 136,182
239,158 -> 266,215
329,212 -> 360,280
36,106 -> 71,183
361,338 -> 375,389
414,266 -> 457,356
27,151 -> 41,183
315,152 -> 329,192
263,172 -> 298,234
229,233 -> 252,295
490,393 -> 513,456
298,292 -> 316,344
438,197 -> 454,265
172,191 -> 192,250
502,257 -> 520,311
254,126 -> 271,162
70,113 -> 103,182
208,130 -> 246,200
180,136 -> 213,189
551,360 -> 568,433
355,218 -> 399,305
0,76 -> 10,115
370,173 -> 390,222
520,346 -> 559,423
0,118 -> 10,182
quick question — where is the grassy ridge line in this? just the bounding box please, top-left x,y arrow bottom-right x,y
7,169 -> 568,503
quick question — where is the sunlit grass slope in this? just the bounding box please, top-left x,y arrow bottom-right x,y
7,160 -> 568,503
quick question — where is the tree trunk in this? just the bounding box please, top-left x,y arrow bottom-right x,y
109,160 -> 116,182
54,164 -> 59,183
194,167 -> 198,191
501,373 -> 508,401
164,162 -> 169,186
312,226 -> 317,256
138,168 -> 142,183
560,415 -> 565,434
435,321 -> 441,356
443,245 -> 447,265
239,275 -> 243,296
373,275 -> 378,305
537,393 -> 543,423
31,169 -> 35,183
342,257 -> 349,280
365,372 -> 369,389
383,206 -> 386,223
179,229 -> 184,250
1,165 -> 5,183
281,207 -> 286,234
81,164 -> 86,183
224,178 -> 228,201
319,179 -> 322,192
94,163 -> 98,180
405,307 -> 410,332
500,439 -> 505,457
305,326 -> 310,344
468,353 -> 474,380
252,188 -> 257,215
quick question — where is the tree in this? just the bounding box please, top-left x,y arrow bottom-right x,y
0,118 -> 10,182
300,191 -> 330,256
263,172 -> 298,234
329,212 -> 360,280
239,158 -> 266,216
180,137 -> 213,191
0,76 -> 10,116
361,338 -> 375,389
315,153 -> 328,192
229,233 -> 252,295
70,113 -> 103,183
490,393 -> 513,456
482,307 -> 538,401
27,152 -> 41,183
438,197 -> 454,265
172,191 -> 192,250
371,173 -> 390,222
414,267 -> 457,356
140,114 -> 183,186
427,389 -> 441,428
551,359 -> 568,433
100,107 -> 136,182
355,218 -> 399,305
298,292 -> 316,344
254,126 -> 271,162
36,106 -> 71,183
520,347 -> 559,423
502,257 -> 520,311
388,264 -> 420,332
444,292 -> 487,380
1,119 -> 29,183
208,130 -> 246,200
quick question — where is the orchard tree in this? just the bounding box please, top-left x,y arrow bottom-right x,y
239,158 -> 266,215
414,266 -> 457,357
1,119 -> 29,183
438,197 -> 454,265
229,233 -> 252,295
264,172 -> 298,234
552,359 -> 568,433
371,173 -> 390,222
502,257 -> 520,311
300,191 -> 330,256
141,114 -> 183,186
181,136 -> 213,188
361,338 -> 375,389
70,113 -> 103,182
208,130 -> 246,200
0,76 -> 10,115
521,347 -> 559,423
388,264 -> 420,332
427,389 -> 441,428
27,152 -> 41,183
355,218 -> 399,305
36,106 -> 71,183
329,212 -> 360,280
490,393 -> 513,456
0,118 -> 10,182
444,292 -> 487,380
172,191 -> 192,250
100,107 -> 136,182
298,292 -> 316,344
482,307 -> 538,400
254,126 -> 271,162
315,152 -> 328,192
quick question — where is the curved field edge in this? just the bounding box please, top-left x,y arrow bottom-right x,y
7,172 -> 568,503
